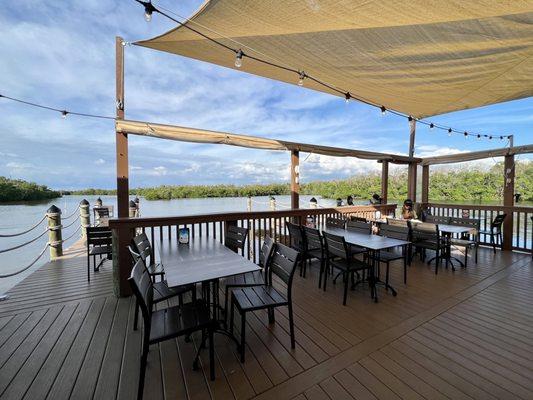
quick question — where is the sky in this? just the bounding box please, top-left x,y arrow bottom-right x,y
0,0 -> 532,190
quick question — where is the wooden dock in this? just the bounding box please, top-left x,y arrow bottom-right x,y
0,244 -> 531,400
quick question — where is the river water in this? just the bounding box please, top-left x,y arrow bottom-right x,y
0,194 -> 530,294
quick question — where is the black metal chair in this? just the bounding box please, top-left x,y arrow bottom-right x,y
86,226 -> 112,281
346,220 -> 372,234
322,231 -> 374,304
387,218 -> 408,227
409,222 -> 445,274
286,222 -> 308,276
132,232 -> 165,282
449,217 -> 480,267
350,216 -> 367,222
93,207 -> 110,226
128,258 -> 216,400
222,236 -> 276,326
425,215 -> 451,225
225,224 -> 249,254
128,246 -> 196,330
229,243 -> 300,362
326,217 -> 346,229
376,224 -> 410,285
302,226 -> 328,288
479,214 -> 506,253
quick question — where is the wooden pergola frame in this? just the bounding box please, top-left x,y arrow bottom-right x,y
114,36 -> 532,261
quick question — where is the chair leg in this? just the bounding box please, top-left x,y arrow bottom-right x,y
209,328 -> 215,381
134,299 -> 140,330
224,289 -> 230,327
288,304 -> 295,349
385,263 -> 390,290
87,254 -> 90,282
138,336 -> 149,400
229,297 -> 235,336
490,234 -> 496,253
475,245 -> 478,263
240,312 -> 246,363
268,307 -> 275,324
323,260 -> 328,292
403,255 -> 407,284
464,247 -> 468,269
342,272 -> 349,306
318,259 -> 324,289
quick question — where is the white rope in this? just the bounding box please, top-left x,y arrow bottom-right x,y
0,228 -> 49,254
61,204 -> 81,220
61,225 -> 82,243
0,214 -> 47,238
0,243 -> 49,278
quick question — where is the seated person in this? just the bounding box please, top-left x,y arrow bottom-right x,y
346,195 -> 354,206
401,199 -> 417,220
370,193 -> 382,205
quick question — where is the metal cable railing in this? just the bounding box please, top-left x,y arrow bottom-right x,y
0,214 -> 47,237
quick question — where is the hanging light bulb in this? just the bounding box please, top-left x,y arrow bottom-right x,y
235,50 -> 243,68
61,110 -> 68,119
298,71 -> 306,86
344,93 -> 350,104
380,105 -> 386,115
408,116 -> 413,122
477,134 -> 481,140
464,131 -> 468,138
429,123 -> 434,130
500,136 -> 504,140
489,136 -> 493,140
143,1 -> 154,22
447,128 -> 452,136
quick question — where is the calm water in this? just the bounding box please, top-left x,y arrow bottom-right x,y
0,194 -> 530,294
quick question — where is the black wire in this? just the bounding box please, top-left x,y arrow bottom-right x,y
142,1 -> 512,142
0,93 -> 115,120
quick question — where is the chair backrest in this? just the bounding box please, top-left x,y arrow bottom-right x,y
450,217 -> 480,230
425,215 -> 451,225
303,226 -> 323,252
326,217 -> 346,229
224,224 -> 248,253
127,244 -> 140,263
259,235 -> 275,269
322,231 -> 349,260
86,226 -> 112,248
286,222 -> 306,251
410,221 -> 439,243
350,216 -> 367,222
268,243 -> 300,295
95,207 -> 110,218
379,224 -> 409,241
132,232 -> 153,264
346,220 -> 372,235
128,258 -> 154,330
491,214 -> 506,230
387,218 -> 408,227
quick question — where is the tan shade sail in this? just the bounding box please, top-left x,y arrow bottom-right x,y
136,1 -> 533,118
116,119 -> 419,163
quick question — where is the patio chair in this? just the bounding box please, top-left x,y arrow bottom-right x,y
409,222 -> 445,274
93,207 -> 110,226
229,243 -> 300,362
479,214 -> 506,253
128,245 -> 196,330
322,231 -> 374,304
302,226 -> 328,288
326,217 -> 346,229
86,226 -> 112,281
375,224 -> 410,285
425,215 -> 451,225
224,224 -> 249,254
286,222 -> 308,276
350,216 -> 367,222
222,236 -> 275,326
387,218 -> 408,227
129,258 -> 216,400
132,232 -> 165,282
346,219 -> 372,234
449,217 -> 480,267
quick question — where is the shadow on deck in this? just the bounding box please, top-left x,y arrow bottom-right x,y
0,245 -> 531,400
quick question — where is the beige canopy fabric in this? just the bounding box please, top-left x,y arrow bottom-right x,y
116,119 -> 419,163
136,1 -> 533,118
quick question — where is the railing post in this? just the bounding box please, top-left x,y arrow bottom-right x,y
502,154 -> 515,250
247,196 -> 252,211
309,197 -> 318,208
79,199 -> 90,237
129,200 -> 137,217
381,160 -> 389,204
270,196 -> 276,211
421,165 -> 429,203
47,205 -> 63,259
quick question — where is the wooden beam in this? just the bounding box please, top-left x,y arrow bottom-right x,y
291,150 -> 300,209
114,36 -> 132,297
407,162 -> 417,201
408,119 -> 416,158
421,165 -> 429,203
381,160 -> 389,204
502,154 -> 515,250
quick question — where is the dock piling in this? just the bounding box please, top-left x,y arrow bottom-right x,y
47,205 -> 63,259
80,199 -> 90,237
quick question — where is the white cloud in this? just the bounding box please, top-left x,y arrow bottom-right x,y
94,158 -> 105,165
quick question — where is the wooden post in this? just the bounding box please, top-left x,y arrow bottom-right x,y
79,199 -> 90,237
421,165 -> 429,203
291,150 -> 300,209
47,205 -> 63,259
129,200 -> 137,217
247,196 -> 252,211
381,160 -> 389,204
502,154 -> 515,250
407,163 -> 417,201
269,196 -> 276,211
114,36 -> 133,297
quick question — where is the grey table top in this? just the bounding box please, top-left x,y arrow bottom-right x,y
437,224 -> 476,235
323,228 -> 410,251
157,237 -> 261,287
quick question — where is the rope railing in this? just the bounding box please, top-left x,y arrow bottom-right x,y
62,224 -> 82,243
61,204 -> 81,220
0,214 -> 47,238
0,243 -> 50,278
0,228 -> 50,254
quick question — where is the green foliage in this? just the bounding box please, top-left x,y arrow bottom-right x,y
0,177 -> 61,202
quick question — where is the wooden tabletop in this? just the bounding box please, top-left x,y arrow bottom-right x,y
157,237 -> 261,287
323,228 -> 410,251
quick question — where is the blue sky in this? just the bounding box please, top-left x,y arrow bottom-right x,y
1,0 -> 531,190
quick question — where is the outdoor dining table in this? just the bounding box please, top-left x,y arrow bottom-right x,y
437,223 -> 477,269
322,227 -> 410,302
156,236 -> 261,339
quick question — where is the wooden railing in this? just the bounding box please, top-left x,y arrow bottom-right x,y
425,203 -> 533,252
109,204 -> 397,295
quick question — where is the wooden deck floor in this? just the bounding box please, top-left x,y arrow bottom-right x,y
0,245 -> 531,400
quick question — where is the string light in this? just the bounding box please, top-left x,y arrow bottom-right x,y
477,134 -> 481,140
298,71 -> 306,86
61,110 -> 68,119
133,1 -> 511,144
135,0 -> 155,22
464,131 -> 468,138
345,93 -> 350,103
234,49 -> 243,68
